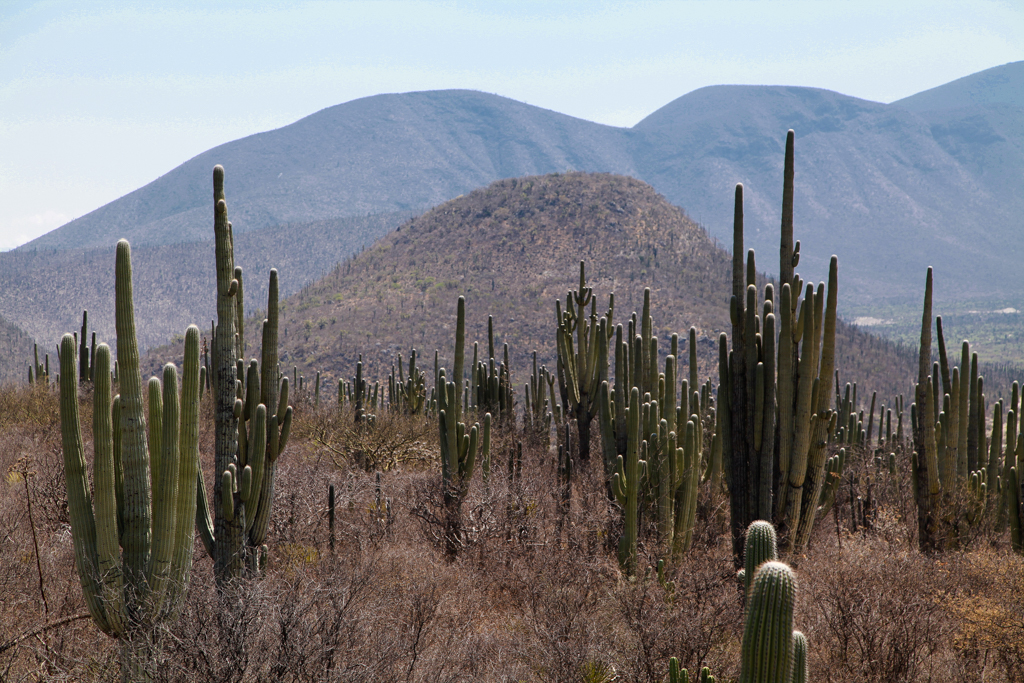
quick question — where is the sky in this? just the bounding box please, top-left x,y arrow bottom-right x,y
1,0 -> 1022,251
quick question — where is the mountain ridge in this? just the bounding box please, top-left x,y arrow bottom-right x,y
7,63 -> 1024,367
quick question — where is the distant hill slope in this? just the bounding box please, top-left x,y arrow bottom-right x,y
892,61 -> 1024,112
203,172 -> 921,401
632,84 -> 1021,303
0,314 -> 36,387
12,63 -> 1024,361
0,211 -> 408,357
23,90 -> 638,251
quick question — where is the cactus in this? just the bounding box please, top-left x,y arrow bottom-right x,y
742,520 -> 778,598
437,296 -> 490,559
668,657 -> 715,683
525,350 -> 555,447
473,329 -> 515,425
907,270 -> 1007,551
58,239 -> 201,680
389,348 -> 427,415
78,310 -> 90,382
195,166 -> 291,581
597,290 -> 710,562
739,560 -> 799,683
791,631 -> 808,683
611,387 -> 645,573
724,132 -> 839,560
555,261 -> 611,464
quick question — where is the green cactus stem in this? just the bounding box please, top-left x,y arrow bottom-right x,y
58,239 -> 201,680
740,560 -> 797,683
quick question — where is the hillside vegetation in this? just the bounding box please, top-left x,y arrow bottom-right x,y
0,314 -> 35,386
0,211 -> 409,358
193,172 -> 928,403
19,63 -> 1024,311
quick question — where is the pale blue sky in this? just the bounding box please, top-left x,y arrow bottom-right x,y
2,0 -> 1021,250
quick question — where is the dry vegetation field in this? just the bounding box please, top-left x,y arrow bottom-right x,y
3,382 -> 1024,682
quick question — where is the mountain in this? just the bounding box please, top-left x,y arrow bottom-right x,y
7,63 -> 1024,366
891,62 -> 1024,112
0,211 -> 408,355
192,172 -> 922,402
631,84 -> 1019,302
23,91 -> 638,251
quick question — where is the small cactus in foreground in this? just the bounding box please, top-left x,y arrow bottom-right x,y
740,559 -> 800,683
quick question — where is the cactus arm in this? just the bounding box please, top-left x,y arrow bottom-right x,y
795,256 -> 839,550
148,363 -> 181,607
791,631 -> 808,683
114,239 -> 153,599
58,334 -> 114,636
195,470 -> 216,558
782,289 -> 815,546
170,326 -> 201,607
759,312 -> 776,522
91,343 -> 124,636
244,405 -> 267,535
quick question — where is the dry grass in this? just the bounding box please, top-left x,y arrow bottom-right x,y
3,385 -> 1024,682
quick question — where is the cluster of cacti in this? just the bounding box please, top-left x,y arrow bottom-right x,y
195,165 -> 292,582
437,296 -> 491,558
555,261 -> 611,463
738,521 -> 808,683
388,348 -> 427,415
58,240 -> 201,679
470,317 -> 516,425
596,287 -> 715,569
723,130 -> 839,559
668,657 -> 715,683
28,342 -> 50,385
910,268 -> 1021,551
524,350 -> 557,447
339,356 -> 380,422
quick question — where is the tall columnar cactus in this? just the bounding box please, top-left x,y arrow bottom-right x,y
524,350 -> 556,447
611,386 -> 645,574
597,290 -> 711,562
911,267 -> 942,553
724,131 -> 838,560
196,166 -> 291,581
904,269 -> 1006,551
555,261 -> 611,463
473,330 -> 515,425
739,560 -> 799,683
437,296 -> 491,559
59,239 -> 201,680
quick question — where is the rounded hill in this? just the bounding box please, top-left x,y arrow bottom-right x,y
273,172 -> 732,385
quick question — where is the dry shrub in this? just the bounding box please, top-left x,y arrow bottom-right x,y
608,546 -> 742,683
5,384 -> 1024,681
